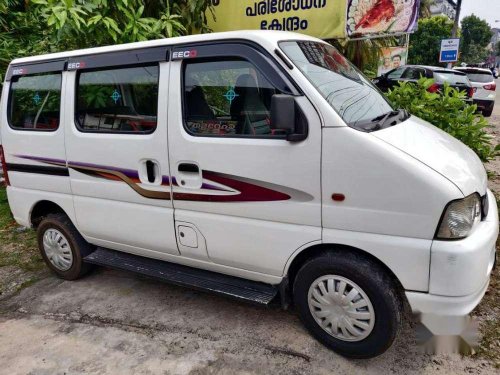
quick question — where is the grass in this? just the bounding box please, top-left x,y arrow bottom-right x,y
0,185 -> 44,287
472,190 -> 500,367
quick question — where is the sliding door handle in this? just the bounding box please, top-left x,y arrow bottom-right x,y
178,163 -> 199,173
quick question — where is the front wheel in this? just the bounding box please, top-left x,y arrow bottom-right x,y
293,251 -> 402,359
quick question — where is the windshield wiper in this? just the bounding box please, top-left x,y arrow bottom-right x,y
365,109 -> 403,131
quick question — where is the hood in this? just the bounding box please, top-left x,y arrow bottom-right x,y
373,116 -> 487,197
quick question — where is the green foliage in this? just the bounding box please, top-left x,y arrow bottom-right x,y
29,0 -> 207,47
0,1 -> 213,86
408,16 -> 453,66
330,37 -> 398,71
460,15 -> 493,64
496,41 -> 500,57
386,78 -> 499,162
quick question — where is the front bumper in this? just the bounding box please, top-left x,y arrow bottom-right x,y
406,189 -> 498,316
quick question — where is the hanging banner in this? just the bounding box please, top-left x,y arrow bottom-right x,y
346,0 -> 420,38
377,46 -> 408,75
207,0 -> 421,40
208,0 -> 346,39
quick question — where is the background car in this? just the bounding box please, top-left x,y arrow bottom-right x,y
454,67 -> 496,117
373,65 -> 474,101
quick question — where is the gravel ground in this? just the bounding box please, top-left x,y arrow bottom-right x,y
0,81 -> 498,375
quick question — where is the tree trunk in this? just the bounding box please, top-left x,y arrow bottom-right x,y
448,0 -> 462,68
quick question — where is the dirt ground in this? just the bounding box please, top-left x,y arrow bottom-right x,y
0,83 -> 499,374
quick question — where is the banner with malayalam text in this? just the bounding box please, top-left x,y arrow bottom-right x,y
207,0 -> 421,40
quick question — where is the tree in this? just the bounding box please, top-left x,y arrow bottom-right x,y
408,16 -> 454,66
0,1 -> 213,86
29,0 -> 213,49
330,37 -> 397,75
497,41 -> 500,56
419,0 -> 432,19
460,14 -> 493,64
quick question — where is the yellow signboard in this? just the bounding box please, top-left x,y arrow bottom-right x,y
207,0 -> 421,40
208,0 -> 347,40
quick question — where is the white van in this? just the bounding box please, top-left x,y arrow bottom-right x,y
0,31 -> 497,358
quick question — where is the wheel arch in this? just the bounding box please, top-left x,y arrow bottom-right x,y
30,200 -> 68,228
284,243 -> 406,297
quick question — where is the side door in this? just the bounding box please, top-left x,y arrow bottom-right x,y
1,62 -> 71,223
64,48 -> 179,256
167,43 -> 322,276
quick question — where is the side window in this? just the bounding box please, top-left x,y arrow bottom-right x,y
387,67 -> 405,80
9,72 -> 62,130
76,65 -> 158,133
401,68 -> 425,80
183,59 -> 285,137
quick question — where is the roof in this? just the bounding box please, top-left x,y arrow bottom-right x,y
454,67 -> 494,74
402,64 -> 465,73
11,30 -> 319,65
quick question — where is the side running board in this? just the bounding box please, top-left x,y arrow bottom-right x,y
83,248 -> 279,305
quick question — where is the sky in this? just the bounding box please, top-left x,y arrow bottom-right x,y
459,0 -> 500,28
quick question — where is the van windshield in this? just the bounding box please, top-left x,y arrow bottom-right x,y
280,41 -> 406,132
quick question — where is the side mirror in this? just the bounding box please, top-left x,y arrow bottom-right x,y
271,94 -> 307,142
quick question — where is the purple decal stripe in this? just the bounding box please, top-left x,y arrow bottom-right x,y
14,155 -> 296,202
68,160 -> 140,180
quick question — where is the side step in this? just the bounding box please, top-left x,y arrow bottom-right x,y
83,248 -> 279,305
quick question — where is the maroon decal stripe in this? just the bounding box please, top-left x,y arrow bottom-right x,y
173,171 -> 291,202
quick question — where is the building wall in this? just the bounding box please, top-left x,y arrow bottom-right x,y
430,0 -> 457,20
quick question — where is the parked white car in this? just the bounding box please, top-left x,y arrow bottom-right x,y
454,67 -> 496,116
0,31 -> 497,359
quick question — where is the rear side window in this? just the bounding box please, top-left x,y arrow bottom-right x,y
464,72 -> 493,83
183,59 -> 285,138
434,72 -> 469,85
9,72 -> 62,131
76,65 -> 159,133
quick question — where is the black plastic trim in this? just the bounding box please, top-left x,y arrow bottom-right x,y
6,59 -> 67,81
6,163 -> 69,176
274,48 -> 294,70
67,46 -> 169,71
84,247 -> 279,305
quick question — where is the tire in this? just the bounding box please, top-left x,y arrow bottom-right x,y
293,251 -> 402,359
37,213 -> 94,280
482,105 -> 493,117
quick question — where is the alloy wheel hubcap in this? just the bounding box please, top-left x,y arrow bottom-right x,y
43,229 -> 73,271
308,275 -> 375,342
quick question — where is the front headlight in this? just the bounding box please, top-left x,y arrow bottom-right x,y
436,193 -> 482,239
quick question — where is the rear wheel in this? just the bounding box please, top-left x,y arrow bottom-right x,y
482,104 -> 493,117
293,251 -> 402,359
37,213 -> 93,280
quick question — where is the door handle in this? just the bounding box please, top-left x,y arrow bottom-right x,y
178,163 -> 199,173
146,160 -> 156,183
139,159 -> 160,185
176,162 -> 201,189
